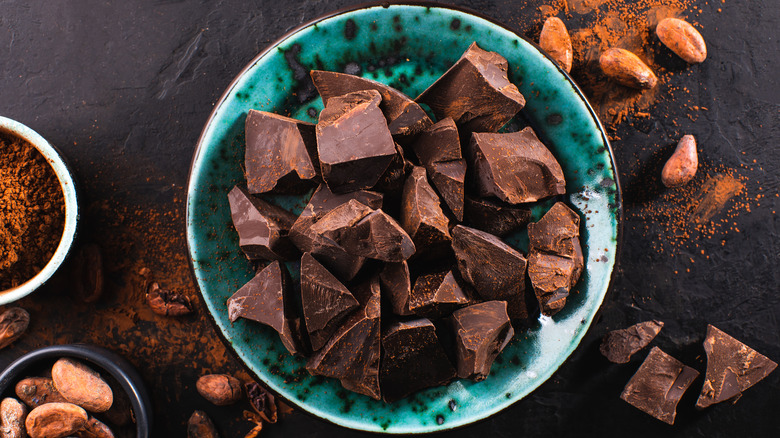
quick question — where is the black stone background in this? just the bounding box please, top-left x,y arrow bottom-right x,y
1,0 -> 778,436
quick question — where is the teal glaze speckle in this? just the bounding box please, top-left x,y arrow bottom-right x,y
186,4 -> 620,435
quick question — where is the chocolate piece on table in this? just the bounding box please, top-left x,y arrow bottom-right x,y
620,346 -> 699,425
400,166 -> 451,253
316,89 -> 396,193
310,70 -> 432,138
307,276 -> 382,400
372,143 -> 413,196
448,301 -> 514,381
695,325 -> 777,409
300,253 -> 360,351
379,261 -> 413,316
408,270 -> 472,319
227,185 -> 299,261
416,42 -> 525,132
245,110 -> 318,194
469,128 -> 566,204
463,195 -> 531,237
381,318 -> 457,402
451,225 -> 531,321
600,320 -> 665,364
227,261 -> 303,355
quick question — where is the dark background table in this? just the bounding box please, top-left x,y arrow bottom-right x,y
1,0 -> 778,436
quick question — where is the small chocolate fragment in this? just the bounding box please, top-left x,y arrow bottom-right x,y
409,271 -> 472,319
379,261 -> 413,316
600,320 -> 665,363
696,325 -> 777,409
307,276 -> 382,400
316,90 -> 396,193
463,196 -> 531,236
245,110 -> 318,194
380,318 -> 457,402
372,143 -> 413,196
227,261 -> 303,355
300,253 -> 360,351
417,42 -> 525,132
311,70 -> 432,138
620,347 -> 699,425
451,225 -> 530,321
227,185 -> 299,261
469,128 -> 566,204
449,301 -> 514,381
401,166 -> 451,254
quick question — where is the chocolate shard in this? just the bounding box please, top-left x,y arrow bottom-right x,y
379,261 -> 413,316
416,42 -> 525,132
316,89 -> 396,193
401,166 -> 451,254
408,270 -> 473,319
449,301 -> 514,381
527,202 -> 583,316
245,110 -> 318,194
307,276 -> 382,400
227,185 -> 299,261
300,253 -> 360,351
311,70 -> 432,138
380,318 -> 457,402
451,225 -> 531,321
372,143 -> 413,196
620,347 -> 699,425
469,128 -> 566,204
695,325 -> 777,409
600,321 -> 665,364
463,195 -> 531,236
429,161 -> 466,221
227,261 -> 303,355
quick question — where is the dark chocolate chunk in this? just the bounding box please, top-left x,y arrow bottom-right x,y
372,143 -> 413,196
227,261 -> 303,355
528,202 -> 582,258
307,276 -> 382,400
469,128 -> 566,204
696,325 -> 777,409
463,196 -> 531,236
620,347 -> 699,425
451,225 -> 530,321
416,42 -> 525,132
409,270 -> 472,319
380,318 -> 457,402
600,320 -> 665,364
401,166 -> 451,253
311,70 -> 432,138
527,252 -> 577,316
245,110 -> 318,194
429,161 -> 466,221
227,185 -> 299,261
316,89 -> 396,193
448,301 -> 514,381
379,261 -> 413,316
300,253 -> 360,351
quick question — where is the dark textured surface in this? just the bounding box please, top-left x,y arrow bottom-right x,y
0,0 -> 777,436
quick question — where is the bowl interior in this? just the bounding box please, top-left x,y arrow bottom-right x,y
187,3 -> 620,434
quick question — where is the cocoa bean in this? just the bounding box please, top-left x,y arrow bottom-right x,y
656,17 -> 707,64
73,417 -> 114,438
70,244 -> 104,303
245,382 -> 276,424
0,308 -> 30,350
0,398 -> 27,438
15,377 -> 68,408
599,48 -> 657,89
187,411 -> 219,438
196,375 -> 242,406
145,283 -> 192,316
25,402 -> 87,438
51,359 -> 113,413
661,135 -> 698,187
539,17 -> 573,73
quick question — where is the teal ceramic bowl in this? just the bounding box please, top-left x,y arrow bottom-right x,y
186,2 -> 621,434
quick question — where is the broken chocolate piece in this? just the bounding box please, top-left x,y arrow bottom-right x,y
379,261 -> 413,316
409,271 -> 472,319
449,301 -> 514,381
245,110 -> 318,194
316,89 -> 396,193
528,202 -> 582,258
620,347 -> 699,425
307,276 -> 382,400
464,196 -> 531,236
227,185 -> 299,261
600,321 -> 665,364
227,261 -> 303,355
416,42 -> 525,132
400,166 -> 451,253
300,253 -> 360,351
696,325 -> 777,409
381,318 -> 457,402
527,252 -> 576,316
372,143 -> 413,196
311,70 -> 432,138
469,128 -> 566,204
451,225 -> 530,320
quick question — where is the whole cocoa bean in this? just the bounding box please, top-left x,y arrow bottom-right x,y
145,283 -> 192,316
599,48 -> 657,89
656,17 -> 707,64
539,17 -> 573,73
15,377 -> 68,408
1,398 -> 27,438
0,308 -> 30,350
187,411 -> 219,438
51,359 -> 113,413
196,375 -> 242,406
70,244 -> 104,303
25,402 -> 87,438
73,417 -> 114,438
661,135 -> 698,187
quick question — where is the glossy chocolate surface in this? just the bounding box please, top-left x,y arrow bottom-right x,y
227,185 -> 299,261
449,301 -> 514,381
